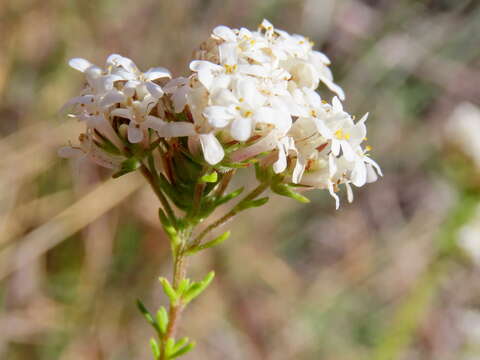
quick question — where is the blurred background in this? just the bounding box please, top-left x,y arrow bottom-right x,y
1,0 -> 480,359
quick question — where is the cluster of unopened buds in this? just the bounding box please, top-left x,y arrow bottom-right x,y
61,19 -> 381,209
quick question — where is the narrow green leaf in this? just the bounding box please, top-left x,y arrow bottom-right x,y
177,278 -> 191,296
235,197 -> 269,211
159,277 -> 178,303
158,208 -> 178,241
150,338 -> 160,359
182,271 -> 215,304
185,231 -> 230,255
271,183 -> 310,203
172,337 -> 189,352
199,171 -> 218,183
169,341 -> 196,358
156,306 -> 168,335
136,300 -> 155,326
216,187 -> 244,206
164,338 -> 175,357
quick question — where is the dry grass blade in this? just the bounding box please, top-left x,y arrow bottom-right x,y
0,174 -> 143,280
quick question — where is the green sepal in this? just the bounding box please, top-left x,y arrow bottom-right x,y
159,277 -> 178,304
170,341 -> 196,358
271,183 -> 310,203
235,197 -> 269,211
216,187 -> 244,206
254,162 -> 271,182
150,338 -> 160,359
157,174 -> 193,211
199,171 -> 218,183
185,231 -> 230,255
112,157 -> 141,178
182,271 -> 215,304
156,306 -> 168,335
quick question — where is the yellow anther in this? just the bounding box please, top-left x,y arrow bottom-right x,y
235,106 -> 241,111
363,137 -> 368,141
334,129 -> 350,140
321,100 -> 328,104
244,110 -> 253,117
310,110 -> 318,117
365,145 -> 372,151
224,64 -> 237,74
239,97 -> 245,103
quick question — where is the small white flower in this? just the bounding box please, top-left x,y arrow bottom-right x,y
111,96 -> 194,143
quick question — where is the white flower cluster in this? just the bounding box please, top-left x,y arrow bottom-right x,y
61,20 -> 381,208
59,54 -> 194,167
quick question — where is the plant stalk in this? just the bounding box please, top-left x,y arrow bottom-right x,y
190,182 -> 269,248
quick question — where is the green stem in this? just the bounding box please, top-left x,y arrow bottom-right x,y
140,163 -> 176,224
161,240 -> 188,360
190,182 -> 269,248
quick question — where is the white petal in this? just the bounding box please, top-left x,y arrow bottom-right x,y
230,116 -> 252,141
345,182 -> 354,203
218,42 -> 238,65
68,58 -> 93,72
312,50 -> 331,65
100,90 -> 126,108
364,156 -> 383,177
352,160 -> 367,187
229,130 -> 279,162
292,156 -> 306,184
366,164 -> 379,183
127,122 -> 144,143
321,77 -> 345,101
236,79 -> 264,108
171,87 -> 188,113
314,118 -> 333,139
273,143 -> 287,174
199,133 -> 225,165
146,81 -> 164,98
213,25 -> 237,42
331,140 -> 341,156
161,122 -> 195,137
145,116 -> 195,137
145,67 -> 171,81
107,54 -> 138,73
341,141 -> 356,161
328,182 -> 340,210
189,61 -> 223,89
111,108 -> 133,120
254,107 -> 291,134
332,96 -> 343,111
163,77 -> 187,93
204,106 -> 234,128
304,88 -> 322,108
